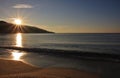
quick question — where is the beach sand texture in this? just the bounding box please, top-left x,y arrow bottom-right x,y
0,59 -> 99,78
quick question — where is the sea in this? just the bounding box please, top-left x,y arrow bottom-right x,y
0,33 -> 120,78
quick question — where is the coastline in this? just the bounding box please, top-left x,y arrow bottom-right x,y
0,46 -> 120,62
0,59 -> 99,78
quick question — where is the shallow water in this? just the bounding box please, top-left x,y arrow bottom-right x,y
0,48 -> 120,78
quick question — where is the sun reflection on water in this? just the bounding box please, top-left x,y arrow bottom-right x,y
16,33 -> 22,47
12,51 -> 25,61
11,33 -> 24,61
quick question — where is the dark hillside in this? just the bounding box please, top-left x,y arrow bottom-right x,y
0,21 -> 53,33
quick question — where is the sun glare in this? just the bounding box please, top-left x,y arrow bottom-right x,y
14,19 -> 22,25
12,51 -> 24,61
16,33 -> 22,47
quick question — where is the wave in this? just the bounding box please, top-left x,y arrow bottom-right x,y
0,46 -> 120,62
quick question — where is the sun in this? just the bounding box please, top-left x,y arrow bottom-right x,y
14,19 -> 22,25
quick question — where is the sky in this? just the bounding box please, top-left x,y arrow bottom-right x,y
0,0 -> 120,33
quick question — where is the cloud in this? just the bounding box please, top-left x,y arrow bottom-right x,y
13,4 -> 33,8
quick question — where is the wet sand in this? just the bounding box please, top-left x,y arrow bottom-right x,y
0,59 -> 99,78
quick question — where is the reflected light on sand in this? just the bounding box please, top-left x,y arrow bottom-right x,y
12,51 -> 24,61
16,33 -> 22,47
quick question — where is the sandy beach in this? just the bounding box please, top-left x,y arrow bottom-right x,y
0,59 -> 99,78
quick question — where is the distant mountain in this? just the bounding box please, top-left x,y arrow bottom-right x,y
0,21 -> 53,33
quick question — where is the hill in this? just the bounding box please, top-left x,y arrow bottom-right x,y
0,21 -> 53,33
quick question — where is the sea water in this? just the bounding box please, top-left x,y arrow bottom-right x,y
0,33 -> 120,78
0,33 -> 120,54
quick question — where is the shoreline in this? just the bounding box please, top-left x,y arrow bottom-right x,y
0,59 -> 99,78
0,46 -> 120,62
